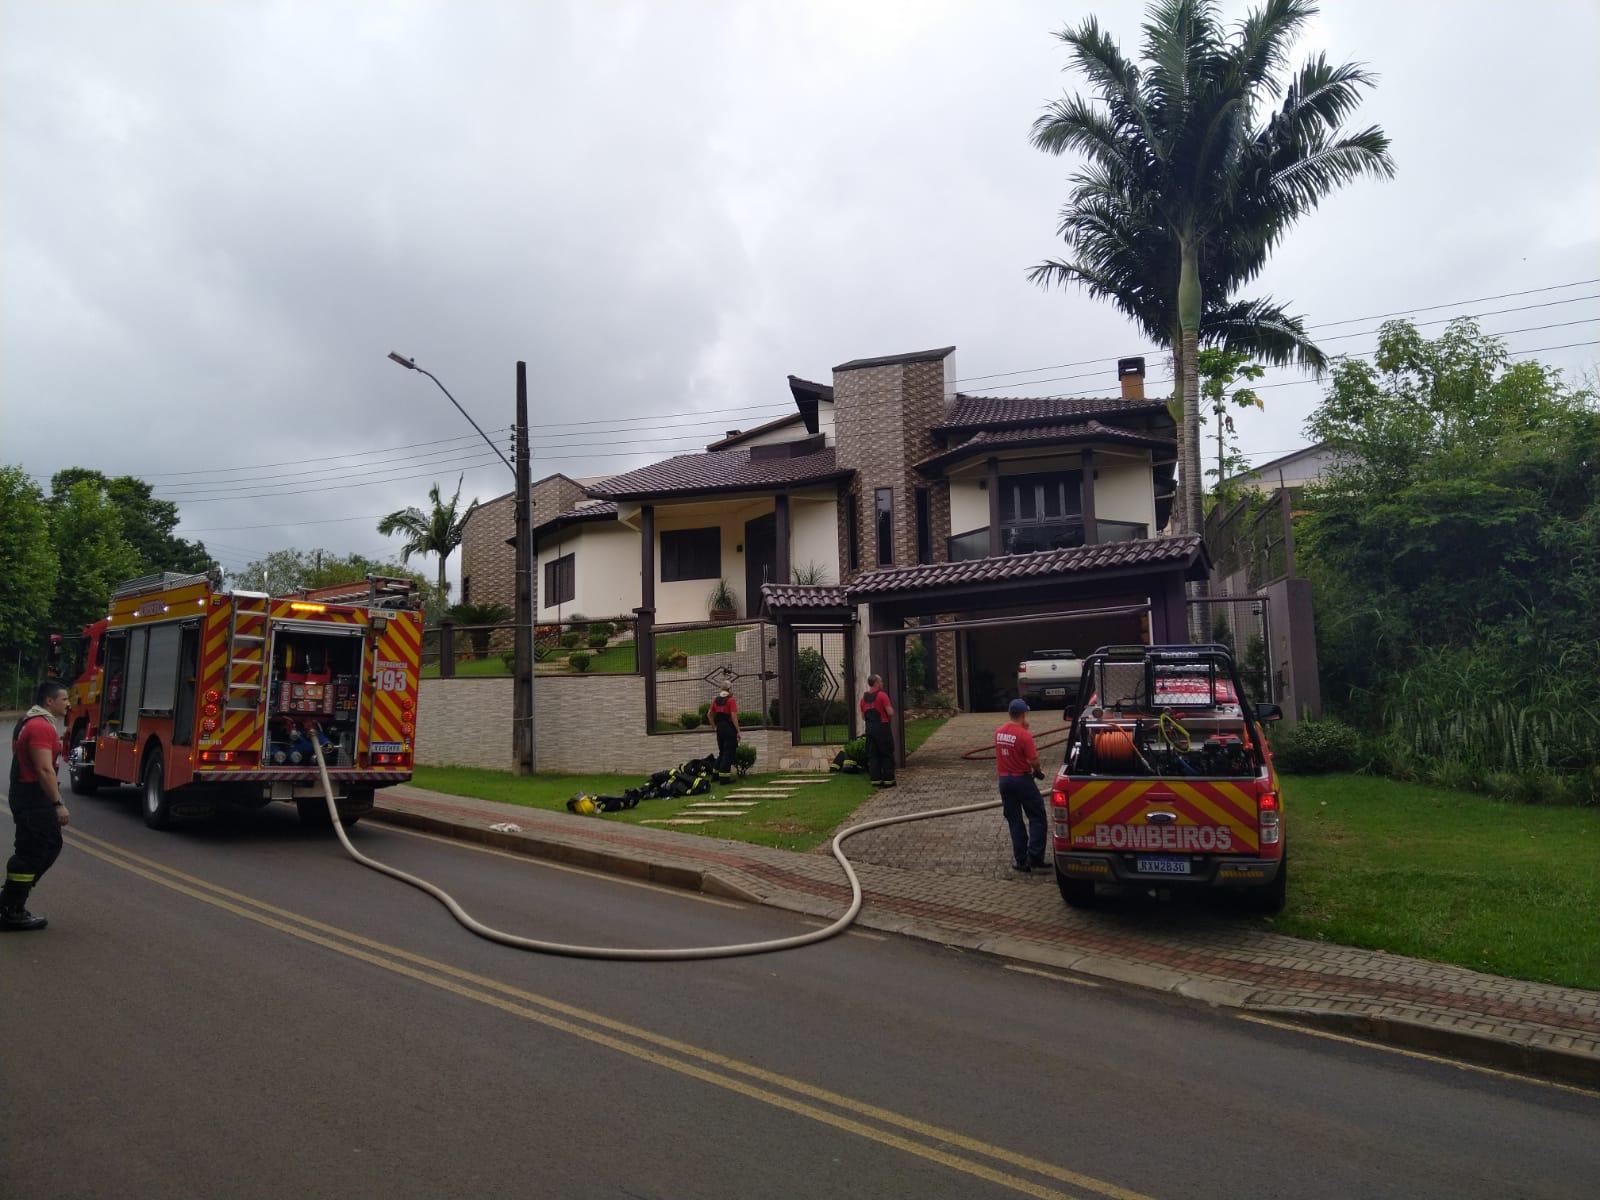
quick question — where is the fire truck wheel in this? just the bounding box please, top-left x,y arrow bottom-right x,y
1055,866 -> 1096,909
142,750 -> 174,830
69,763 -> 99,796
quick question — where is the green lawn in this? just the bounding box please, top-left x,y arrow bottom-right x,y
1276,773 -> 1600,990
904,715 -> 950,756
409,765 -> 874,852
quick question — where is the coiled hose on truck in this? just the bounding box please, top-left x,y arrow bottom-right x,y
310,735 -> 1001,960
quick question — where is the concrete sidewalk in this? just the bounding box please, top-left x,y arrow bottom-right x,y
371,773 -> 1600,1088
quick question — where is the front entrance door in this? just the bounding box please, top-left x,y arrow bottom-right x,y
744,512 -> 777,617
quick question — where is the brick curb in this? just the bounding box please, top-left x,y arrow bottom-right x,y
370,798 -> 1600,1090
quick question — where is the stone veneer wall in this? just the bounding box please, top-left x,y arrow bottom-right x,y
417,675 -> 811,774
831,354 -> 958,695
458,475 -> 593,614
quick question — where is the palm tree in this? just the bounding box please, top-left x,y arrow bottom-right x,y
1031,0 -> 1393,535
378,475 -> 476,604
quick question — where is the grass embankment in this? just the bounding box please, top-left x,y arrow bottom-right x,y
408,766 -> 874,853
1278,773 -> 1600,990
422,626 -> 739,679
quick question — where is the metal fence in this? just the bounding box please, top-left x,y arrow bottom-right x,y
1205,488 -> 1294,593
649,619 -> 776,733
1188,595 -> 1273,703
422,615 -> 639,678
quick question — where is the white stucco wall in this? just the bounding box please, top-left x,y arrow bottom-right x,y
790,493 -> 840,584
1093,455 -> 1158,532
949,475 -> 989,535
536,522 -> 640,621
654,501 -> 771,624
722,418 -> 808,448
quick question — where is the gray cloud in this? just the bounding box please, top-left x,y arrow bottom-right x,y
4,0 -> 1597,581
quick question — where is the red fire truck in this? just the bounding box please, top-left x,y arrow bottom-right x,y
56,572 -> 423,829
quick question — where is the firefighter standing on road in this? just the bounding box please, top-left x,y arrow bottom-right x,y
995,698 -> 1048,873
3,679 -> 72,932
860,674 -> 896,788
709,689 -> 740,774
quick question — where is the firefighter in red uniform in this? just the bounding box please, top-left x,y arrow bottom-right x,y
860,674 -> 896,788
995,697 -> 1048,873
4,679 -> 72,931
709,689 -> 739,774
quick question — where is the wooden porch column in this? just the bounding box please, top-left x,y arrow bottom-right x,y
1080,449 -> 1098,545
638,505 -> 657,731
986,457 -> 1002,556
773,493 -> 791,586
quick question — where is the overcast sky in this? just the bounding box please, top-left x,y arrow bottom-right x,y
3,0 -> 1597,583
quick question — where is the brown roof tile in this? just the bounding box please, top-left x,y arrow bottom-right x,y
915,420 -> 1176,474
761,583 -> 850,610
845,534 -> 1206,598
586,446 -> 849,501
529,500 -> 618,541
937,393 -> 1168,434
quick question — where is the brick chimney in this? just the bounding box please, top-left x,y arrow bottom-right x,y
1118,356 -> 1145,400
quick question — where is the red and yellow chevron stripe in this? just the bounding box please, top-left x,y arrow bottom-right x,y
363,612 -> 422,758
1068,778 -> 1261,854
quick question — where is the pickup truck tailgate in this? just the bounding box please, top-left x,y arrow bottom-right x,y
1064,779 -> 1260,855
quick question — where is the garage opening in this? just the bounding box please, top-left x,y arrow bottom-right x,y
959,596 -> 1151,712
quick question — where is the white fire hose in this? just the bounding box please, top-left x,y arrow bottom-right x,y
311,735 -> 1002,960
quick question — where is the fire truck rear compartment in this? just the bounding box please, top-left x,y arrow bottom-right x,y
266,628 -> 364,768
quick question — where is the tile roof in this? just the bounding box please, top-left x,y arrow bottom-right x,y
704,412 -> 807,451
915,420 -> 1176,474
937,393 -> 1169,433
761,583 -> 850,610
529,500 -> 618,541
845,534 -> 1207,598
586,446 -> 849,501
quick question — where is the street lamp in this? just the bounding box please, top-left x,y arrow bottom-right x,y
388,352 -> 536,772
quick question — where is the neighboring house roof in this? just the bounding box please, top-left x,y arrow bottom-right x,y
466,472 -> 596,525
705,412 -> 807,451
936,394 -> 1169,436
586,446 -> 850,501
914,420 -> 1176,475
1221,440 -> 1336,486
834,345 -> 956,372
845,534 -> 1208,599
529,499 -> 620,542
760,582 -> 850,610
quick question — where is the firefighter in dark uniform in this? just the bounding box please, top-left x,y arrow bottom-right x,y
4,678 -> 72,932
709,689 -> 739,774
860,673 -> 896,788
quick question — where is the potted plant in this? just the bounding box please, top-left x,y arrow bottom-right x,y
708,578 -> 739,621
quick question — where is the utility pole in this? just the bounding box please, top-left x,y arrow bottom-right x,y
513,362 -> 536,774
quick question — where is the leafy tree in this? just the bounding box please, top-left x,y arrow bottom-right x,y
48,468 -> 213,575
377,476 -> 476,602
49,479 -> 142,636
0,465 -> 59,666
1030,0 -> 1393,533
1197,348 -> 1265,507
230,549 -> 428,596
1300,320 -> 1599,799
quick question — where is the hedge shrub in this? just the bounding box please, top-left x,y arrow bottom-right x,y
567,651 -> 593,673
1272,716 -> 1361,774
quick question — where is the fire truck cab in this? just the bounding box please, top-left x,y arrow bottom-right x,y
62,572 -> 424,830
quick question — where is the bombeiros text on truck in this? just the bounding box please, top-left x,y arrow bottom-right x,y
50,571 -> 424,830
1050,643 -> 1288,912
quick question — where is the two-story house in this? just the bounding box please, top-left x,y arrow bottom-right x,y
460,345 -> 1208,721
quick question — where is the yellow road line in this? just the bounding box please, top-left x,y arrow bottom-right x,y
66,829 -> 1151,1200
1005,965 -> 1102,989
372,822 -> 745,909
1235,1014 -> 1600,1100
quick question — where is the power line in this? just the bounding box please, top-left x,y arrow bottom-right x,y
951,277 -> 1600,386
155,445 -> 511,498
136,428 -> 509,480
165,456 -> 509,506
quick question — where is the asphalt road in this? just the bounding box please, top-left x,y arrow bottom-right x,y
4,745 -> 1597,1199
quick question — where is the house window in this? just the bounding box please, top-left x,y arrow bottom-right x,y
461,575 -> 471,604
845,493 -> 860,572
914,488 -> 932,565
543,554 -> 575,605
874,488 -> 894,567
661,527 -> 721,582
998,471 -> 1085,555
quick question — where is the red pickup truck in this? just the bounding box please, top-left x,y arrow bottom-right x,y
1050,644 -> 1287,912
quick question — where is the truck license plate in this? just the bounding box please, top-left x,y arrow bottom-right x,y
1136,856 -> 1191,875
1044,687 -> 1065,697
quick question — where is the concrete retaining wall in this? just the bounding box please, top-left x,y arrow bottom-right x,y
417,674 -> 824,775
